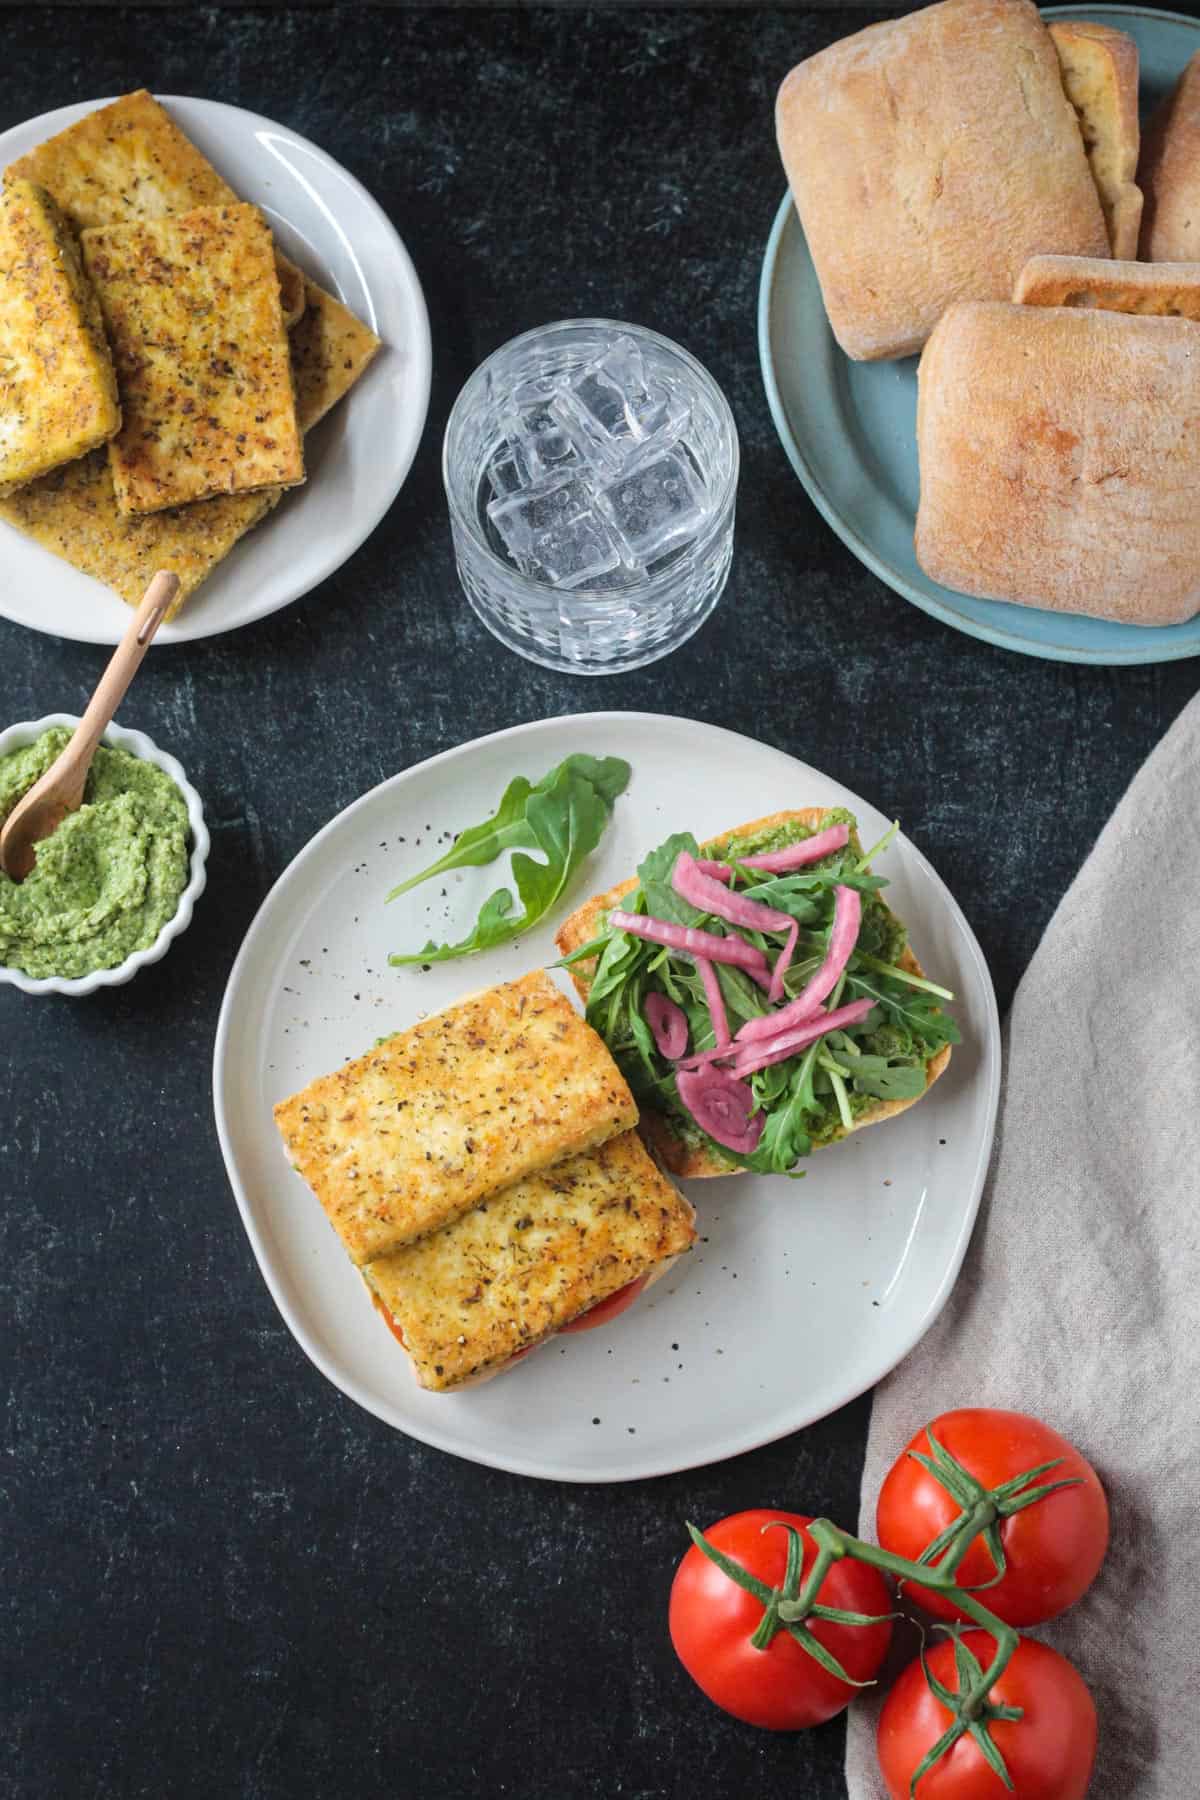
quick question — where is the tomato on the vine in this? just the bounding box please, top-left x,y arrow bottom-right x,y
876,1409 -> 1109,1627
669,1510 -> 893,1730
877,1632 -> 1096,1800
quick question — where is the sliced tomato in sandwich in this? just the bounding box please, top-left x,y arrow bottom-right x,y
559,1273 -> 650,1333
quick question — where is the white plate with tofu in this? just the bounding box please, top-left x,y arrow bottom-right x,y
0,93 -> 431,645
213,712 -> 1000,1483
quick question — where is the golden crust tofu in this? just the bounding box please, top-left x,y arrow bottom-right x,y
288,276 -> 380,431
0,449 -> 277,613
0,280 -> 377,614
0,179 -> 120,496
81,203 -> 303,514
363,1132 -> 696,1391
6,87 -> 305,326
274,972 -> 639,1267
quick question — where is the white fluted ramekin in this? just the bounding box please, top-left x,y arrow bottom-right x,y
0,713 -> 209,997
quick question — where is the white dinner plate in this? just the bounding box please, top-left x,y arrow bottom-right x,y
213,713 -> 1001,1483
0,95 -> 432,645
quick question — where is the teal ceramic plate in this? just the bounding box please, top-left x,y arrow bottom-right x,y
759,5 -> 1200,665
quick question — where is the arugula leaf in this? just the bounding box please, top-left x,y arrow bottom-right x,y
386,753 -> 630,900
389,762 -> 627,965
844,971 -> 963,1050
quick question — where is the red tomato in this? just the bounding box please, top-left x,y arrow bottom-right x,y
670,1510 -> 893,1730
559,1274 -> 649,1333
877,1633 -> 1096,1800
876,1409 -> 1108,1627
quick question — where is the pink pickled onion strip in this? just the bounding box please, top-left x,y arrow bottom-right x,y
608,910 -> 771,982
676,1065 -> 763,1155
672,850 -> 797,1003
695,956 -> 731,1048
685,826 -> 851,883
644,992 -> 688,1061
737,824 -> 850,874
735,885 -> 862,1042
731,998 -> 875,1078
769,919 -> 799,1005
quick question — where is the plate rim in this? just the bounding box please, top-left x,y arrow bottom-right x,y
212,710 -> 1002,1483
757,2 -> 1200,669
0,92 -> 433,648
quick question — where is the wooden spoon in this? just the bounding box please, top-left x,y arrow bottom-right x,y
0,570 -> 180,884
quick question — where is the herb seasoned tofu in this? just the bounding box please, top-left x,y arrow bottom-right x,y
0,280 -> 378,612
0,179 -> 120,496
363,1132 -> 696,1390
274,972 -> 639,1267
81,203 -> 303,514
0,450 -> 277,612
288,275 -> 380,431
6,88 -> 305,326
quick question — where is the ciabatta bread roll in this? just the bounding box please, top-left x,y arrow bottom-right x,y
775,0 -> 1109,362
1140,51 -> 1200,261
916,302 -> 1200,627
1048,21 -> 1142,259
1014,254 -> 1200,320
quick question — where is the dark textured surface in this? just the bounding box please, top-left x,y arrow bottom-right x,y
2,8 -> 1199,1800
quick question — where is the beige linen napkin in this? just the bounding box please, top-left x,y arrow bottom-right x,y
846,695 -> 1200,1798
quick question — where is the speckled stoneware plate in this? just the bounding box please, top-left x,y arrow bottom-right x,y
759,5 -> 1200,666
213,713 -> 1000,1483
0,95 -> 431,647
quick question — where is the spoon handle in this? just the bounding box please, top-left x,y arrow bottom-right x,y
59,571 -> 180,795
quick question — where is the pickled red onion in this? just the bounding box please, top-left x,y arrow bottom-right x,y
672,851 -> 798,1003
695,956 -> 731,1048
730,997 -> 876,1077
738,824 -> 850,874
693,824 -> 852,883
608,910 -> 771,984
735,885 -> 862,1042
676,1065 -> 763,1155
645,992 -> 688,1061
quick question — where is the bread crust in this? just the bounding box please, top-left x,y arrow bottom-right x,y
1014,254 -> 1200,319
916,300 -> 1200,626
775,0 -> 1108,362
1048,21 -> 1142,258
555,810 -> 951,1180
1140,51 -> 1200,262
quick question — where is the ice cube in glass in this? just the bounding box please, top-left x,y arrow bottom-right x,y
600,449 -> 708,563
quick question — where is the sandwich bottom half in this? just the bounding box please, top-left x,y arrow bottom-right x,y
361,1130 -> 696,1391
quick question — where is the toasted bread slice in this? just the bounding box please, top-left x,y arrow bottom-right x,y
362,1131 -> 695,1391
81,203 -> 303,513
6,88 -> 305,325
0,180 -> 120,496
556,810 -> 951,1180
1014,254 -> 1200,319
0,279 -> 378,614
1140,51 -> 1200,262
274,972 -> 638,1266
1049,21 -> 1142,259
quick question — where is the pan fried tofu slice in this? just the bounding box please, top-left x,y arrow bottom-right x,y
0,278 -> 378,613
6,88 -> 305,326
288,277 -> 380,430
274,971 -> 639,1267
363,1132 -> 696,1391
81,203 -> 303,513
0,180 -> 119,496
0,450 -> 277,613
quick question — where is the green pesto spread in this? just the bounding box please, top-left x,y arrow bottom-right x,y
0,728 -> 190,980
